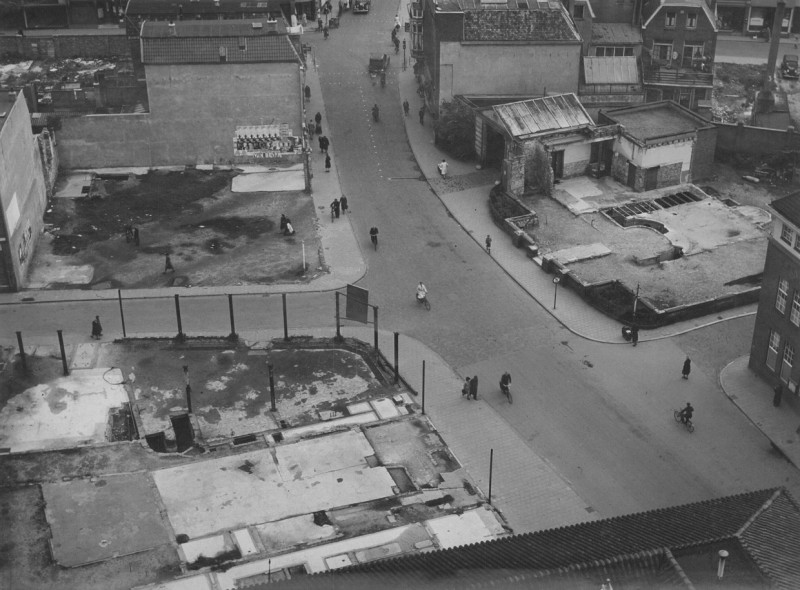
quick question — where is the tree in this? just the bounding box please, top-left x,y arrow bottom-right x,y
434,99 -> 474,160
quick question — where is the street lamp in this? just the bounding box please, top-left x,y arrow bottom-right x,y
552,276 -> 560,309
402,39 -> 406,71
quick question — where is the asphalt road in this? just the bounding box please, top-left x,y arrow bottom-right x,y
2,19 -> 800,519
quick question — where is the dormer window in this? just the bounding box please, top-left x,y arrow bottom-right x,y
665,11 -> 676,27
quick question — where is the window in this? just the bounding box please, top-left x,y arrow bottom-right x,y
794,235 -> 800,253
665,11 -> 676,27
682,44 -> 703,67
687,12 -> 697,28
767,330 -> 780,371
782,223 -> 794,245
781,342 -> 794,382
653,42 -> 673,64
573,4 -> 584,19
238,37 -> 246,50
791,292 -> 800,326
595,46 -> 634,57
777,278 -> 789,313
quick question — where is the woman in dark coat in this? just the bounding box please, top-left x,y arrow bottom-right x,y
682,357 -> 691,379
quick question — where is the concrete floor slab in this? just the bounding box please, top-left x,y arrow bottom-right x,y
425,507 -> 508,549
53,173 -> 93,199
255,514 -> 337,554
42,473 -> 171,567
371,398 -> 401,419
153,431 -> 396,539
180,534 -> 231,564
0,368 -> 128,452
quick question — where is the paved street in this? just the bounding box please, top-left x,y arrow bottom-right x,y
2,8 -> 800,543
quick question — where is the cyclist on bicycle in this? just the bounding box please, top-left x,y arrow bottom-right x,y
416,281 -> 428,304
678,402 -> 694,425
499,371 -> 511,395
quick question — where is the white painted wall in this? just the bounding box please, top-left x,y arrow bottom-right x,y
614,136 -> 693,171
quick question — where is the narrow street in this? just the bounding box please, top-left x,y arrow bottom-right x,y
2,9 -> 800,530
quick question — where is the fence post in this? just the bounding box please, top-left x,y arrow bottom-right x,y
227,294 -> 238,341
16,331 -> 27,374
373,306 -> 378,352
282,293 -> 289,341
268,363 -> 277,412
57,329 -> 69,376
174,294 -> 185,342
335,291 -> 342,341
421,360 -> 426,415
393,331 -> 399,384
117,289 -> 127,338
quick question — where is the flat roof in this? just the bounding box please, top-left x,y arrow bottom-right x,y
591,22 -> 642,45
603,101 -> 712,141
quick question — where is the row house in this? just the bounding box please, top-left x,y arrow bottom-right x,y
715,0 -> 800,36
640,0 -> 716,111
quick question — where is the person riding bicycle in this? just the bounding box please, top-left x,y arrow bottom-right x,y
678,402 -> 694,425
416,281 -> 428,303
370,226 -> 379,246
499,371 -> 511,394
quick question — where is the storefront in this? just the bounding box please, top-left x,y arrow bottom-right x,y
715,0 -> 800,35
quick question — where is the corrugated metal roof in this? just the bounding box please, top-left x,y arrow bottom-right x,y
583,56 -> 639,85
590,22 -> 642,45
493,93 -> 592,138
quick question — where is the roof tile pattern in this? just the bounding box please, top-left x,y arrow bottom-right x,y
141,34 -> 299,64
771,193 -> 800,228
463,6 -> 580,42
260,489 -> 798,590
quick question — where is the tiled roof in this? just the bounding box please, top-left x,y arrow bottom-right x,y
494,93 -> 593,139
771,193 -> 800,227
583,56 -> 639,85
590,22 -> 642,45
140,22 -> 301,64
258,488 -> 798,590
461,3 -> 580,42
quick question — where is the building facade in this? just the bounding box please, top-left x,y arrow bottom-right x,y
750,194 -> 800,395
0,92 -> 55,292
640,0 -> 717,111
416,0 -> 582,116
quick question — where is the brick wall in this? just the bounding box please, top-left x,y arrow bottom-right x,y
0,33 -> 130,59
749,238 -> 800,388
611,152 -> 629,187
715,122 -> 800,156
563,158 -> 589,178
503,154 -> 525,197
691,125 -> 717,180
657,162 -> 682,188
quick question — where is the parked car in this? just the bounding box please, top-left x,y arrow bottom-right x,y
781,54 -> 799,79
352,0 -> 370,13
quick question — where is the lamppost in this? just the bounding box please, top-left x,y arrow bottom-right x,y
552,276 -> 560,310
402,39 -> 406,71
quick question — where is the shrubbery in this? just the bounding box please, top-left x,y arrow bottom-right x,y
434,99 -> 474,160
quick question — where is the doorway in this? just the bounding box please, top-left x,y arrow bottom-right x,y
170,414 -> 194,452
551,150 -> 564,180
484,125 -> 505,169
627,162 -> 637,188
645,166 -> 660,190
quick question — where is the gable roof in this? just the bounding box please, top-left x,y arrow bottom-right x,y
583,56 -> 639,85
140,21 -> 301,64
460,2 -> 581,43
261,488 -> 798,590
642,0 -> 718,32
493,93 -> 593,139
771,193 -> 800,227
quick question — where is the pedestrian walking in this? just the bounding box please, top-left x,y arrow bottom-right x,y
394,13 -> 401,28
91,315 -> 103,340
332,198 -> 340,218
133,227 -> 140,246
462,377 -> 471,397
164,253 -> 175,273
323,25 -> 329,39
325,154 -> 331,172
469,375 -> 479,400
284,221 -> 295,236
304,85 -> 311,102
485,234 -> 492,253
419,105 -> 425,125
437,159 -> 448,177
682,356 -> 691,379
322,136 -> 330,153
631,325 -> 639,347
308,118 -> 316,138
319,135 -> 325,153
315,112 -> 322,126
340,194 -> 348,213
773,383 -> 784,407
315,122 -> 322,136
403,99 -> 410,116
124,224 -> 133,243
280,214 -> 289,233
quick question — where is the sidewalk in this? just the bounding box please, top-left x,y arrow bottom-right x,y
720,356 -> 800,469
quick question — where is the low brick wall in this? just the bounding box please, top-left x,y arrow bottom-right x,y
715,122 -> 800,156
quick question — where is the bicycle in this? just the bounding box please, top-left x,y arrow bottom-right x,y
500,382 -> 512,404
416,294 -> 431,310
673,409 -> 695,433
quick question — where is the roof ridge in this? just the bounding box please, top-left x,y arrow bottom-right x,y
734,488 -> 783,537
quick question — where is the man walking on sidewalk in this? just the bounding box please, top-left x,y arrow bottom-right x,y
437,159 -> 447,178
469,375 -> 479,400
